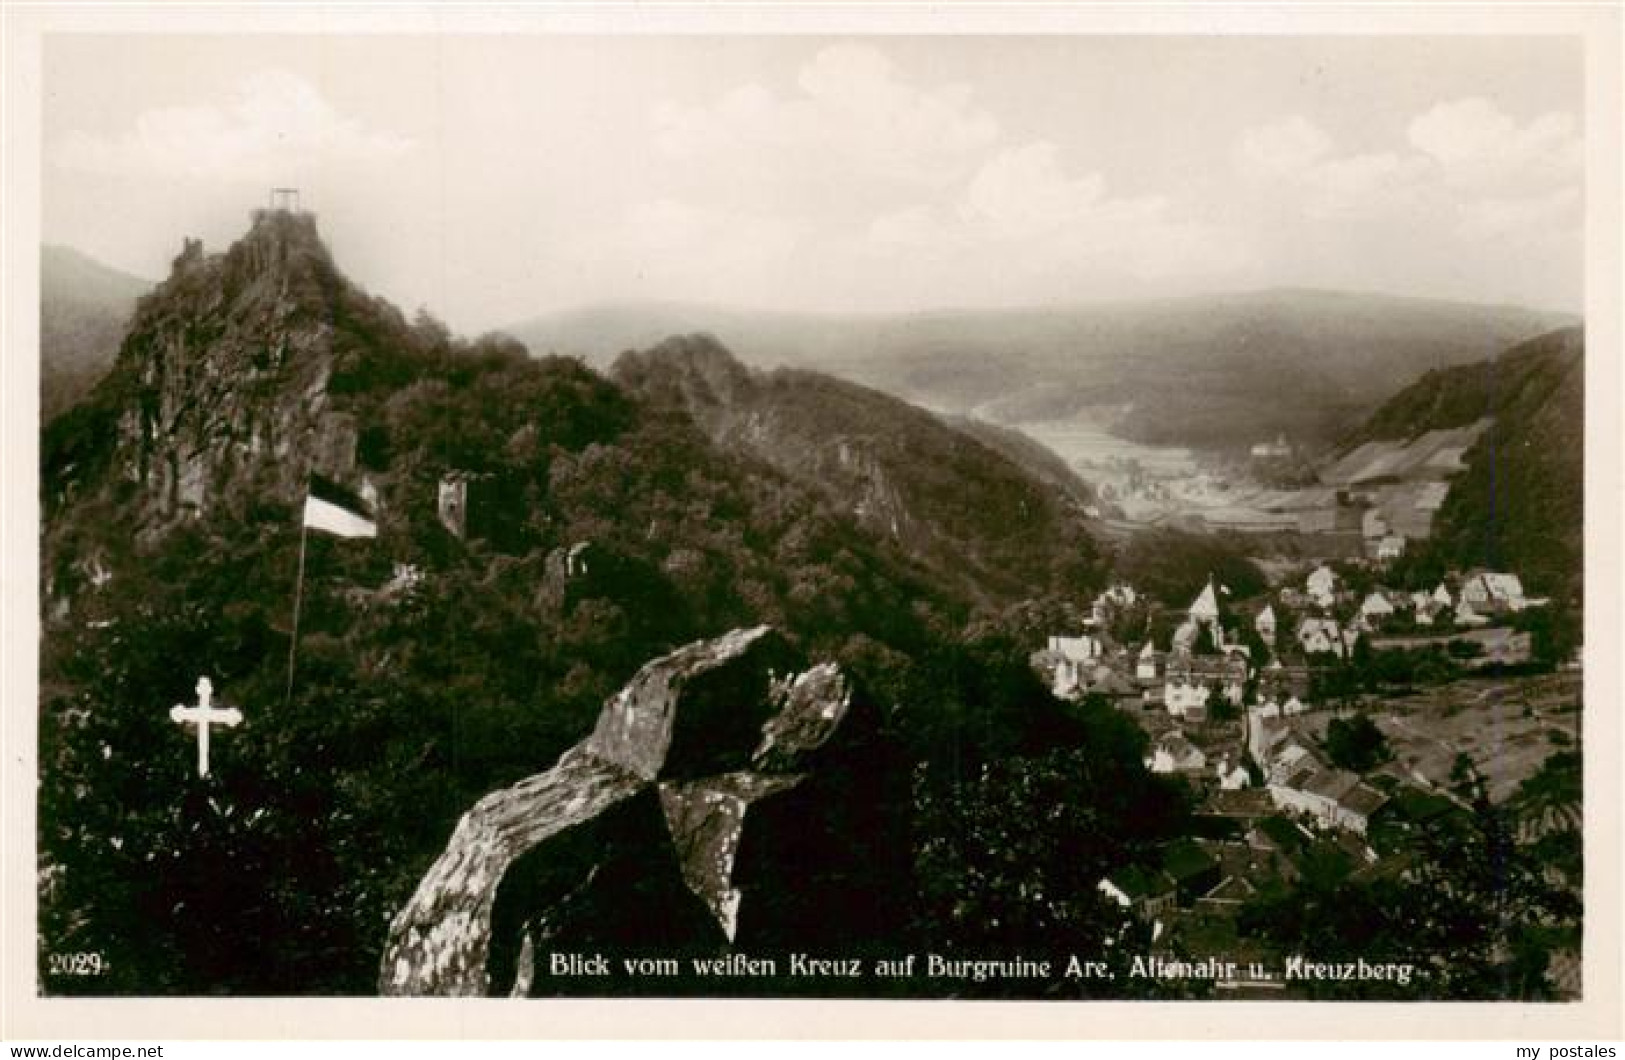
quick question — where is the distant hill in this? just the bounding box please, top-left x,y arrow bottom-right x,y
610,334 -> 1103,609
40,245 -> 153,421
1344,326 -> 1584,598
510,290 -> 1574,452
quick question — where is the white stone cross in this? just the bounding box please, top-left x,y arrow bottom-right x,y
170,677 -> 243,778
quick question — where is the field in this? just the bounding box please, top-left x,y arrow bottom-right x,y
1300,671 -> 1581,803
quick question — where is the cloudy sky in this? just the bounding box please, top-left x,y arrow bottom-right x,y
43,35 -> 1584,333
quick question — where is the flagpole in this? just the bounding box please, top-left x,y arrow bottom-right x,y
284,520 -> 309,706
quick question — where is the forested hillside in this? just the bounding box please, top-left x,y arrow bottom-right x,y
1344,326 -> 1584,601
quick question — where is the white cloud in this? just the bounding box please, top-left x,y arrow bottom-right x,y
1235,98 -> 1581,230
636,43 -> 1249,304
868,141 -> 1247,295
652,43 -> 997,202
50,70 -> 413,181
1408,98 -> 1576,166
961,142 -> 1108,235
1407,97 -> 1582,194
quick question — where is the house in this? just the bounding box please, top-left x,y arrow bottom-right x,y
1265,737 -> 1325,786
1432,582 -> 1454,608
1268,765 -> 1388,834
1334,781 -> 1390,834
1296,617 -> 1345,658
1166,653 -> 1247,708
1092,583 -> 1139,622
1164,680 -> 1212,722
1376,535 -> 1407,561
1269,765 -> 1351,826
1135,640 -> 1162,682
1360,591 -> 1395,626
1306,565 -> 1339,607
1043,635 -> 1108,698
1409,591 -> 1441,626
1196,873 -> 1259,914
1098,866 -> 1176,917
1214,753 -> 1250,790
1455,600 -> 1491,627
1047,634 -> 1104,663
1282,695 -> 1306,716
1189,578 -> 1221,626
1146,731 -> 1208,774
1461,572 -> 1530,614
1254,603 -> 1277,643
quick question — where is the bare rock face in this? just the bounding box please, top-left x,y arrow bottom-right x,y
379,748 -> 645,997
378,626 -> 869,997
92,210 -> 349,534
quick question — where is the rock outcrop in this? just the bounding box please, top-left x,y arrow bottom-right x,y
379,626 -> 871,997
45,209 -> 372,539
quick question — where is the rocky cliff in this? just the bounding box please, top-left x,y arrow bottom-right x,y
43,210 -> 390,541
379,626 -> 899,997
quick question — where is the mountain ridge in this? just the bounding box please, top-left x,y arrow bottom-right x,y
514,290 -> 1574,452
611,333 -> 1104,609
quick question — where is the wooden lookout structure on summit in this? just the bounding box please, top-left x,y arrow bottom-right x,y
269,187 -> 301,212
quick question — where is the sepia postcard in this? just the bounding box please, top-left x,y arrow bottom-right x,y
3,2 -> 1621,1042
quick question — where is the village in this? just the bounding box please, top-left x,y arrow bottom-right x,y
1079,421 -> 1488,564
1032,552 -> 1579,996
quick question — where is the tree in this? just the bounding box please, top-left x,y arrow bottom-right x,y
1324,714 -> 1391,773
1113,529 -> 1267,608
1515,604 -> 1581,670
909,715 -> 1195,997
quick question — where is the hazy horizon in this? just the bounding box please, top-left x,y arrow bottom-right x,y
44,35 -> 1585,333
44,237 -> 1582,330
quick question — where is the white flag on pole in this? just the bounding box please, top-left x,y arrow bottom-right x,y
303,474 -> 377,539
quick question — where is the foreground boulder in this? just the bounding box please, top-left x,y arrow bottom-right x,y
379,626 -> 900,997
